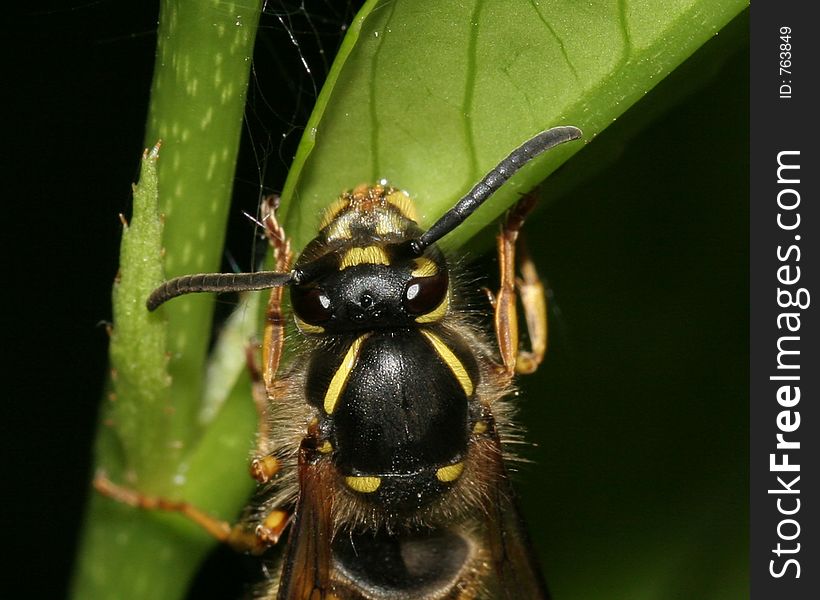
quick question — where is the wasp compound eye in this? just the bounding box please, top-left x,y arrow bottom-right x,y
291,286 -> 333,325
403,269 -> 449,316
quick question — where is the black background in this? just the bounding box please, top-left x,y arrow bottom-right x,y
6,2 -> 749,598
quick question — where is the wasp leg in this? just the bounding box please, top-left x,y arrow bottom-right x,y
245,342 -> 285,486
513,239 -> 547,375
250,452 -> 281,484
246,343 -> 274,457
493,193 -> 548,379
93,473 -> 280,555
260,194 -> 293,400
255,508 -> 292,546
246,196 -> 293,464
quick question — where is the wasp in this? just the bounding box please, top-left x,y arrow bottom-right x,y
96,125 -> 582,599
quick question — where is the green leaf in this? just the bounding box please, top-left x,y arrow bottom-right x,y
279,0 -> 748,252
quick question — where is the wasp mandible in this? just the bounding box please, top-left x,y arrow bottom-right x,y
97,125 -> 582,599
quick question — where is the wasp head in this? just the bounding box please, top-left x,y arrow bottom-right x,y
290,245 -> 449,333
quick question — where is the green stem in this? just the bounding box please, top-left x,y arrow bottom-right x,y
71,2 -> 262,599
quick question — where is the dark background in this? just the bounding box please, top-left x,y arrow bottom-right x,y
750,4 -> 819,598
6,2 -> 748,598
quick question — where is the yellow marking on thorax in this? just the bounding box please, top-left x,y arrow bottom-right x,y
324,334 -> 368,414
415,294 -> 449,324
345,475 -> 381,493
420,330 -> 474,397
318,440 -> 333,454
340,246 -> 390,269
473,421 -> 488,434
436,462 -> 465,483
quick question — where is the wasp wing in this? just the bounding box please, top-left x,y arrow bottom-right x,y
480,428 -> 551,600
276,452 -> 334,600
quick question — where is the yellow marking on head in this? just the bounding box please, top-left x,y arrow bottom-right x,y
374,211 -> 406,236
319,197 -> 349,230
345,475 -> 381,493
386,190 -> 417,221
411,258 -> 438,278
414,294 -> 449,323
436,462 -> 465,483
340,246 -> 390,269
318,440 -> 333,454
324,335 -> 368,414
325,218 -> 353,241
294,315 -> 325,334
473,421 -> 488,434
420,330 -> 474,397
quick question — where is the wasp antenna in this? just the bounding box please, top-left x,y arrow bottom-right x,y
146,270 -> 295,311
409,125 -> 582,255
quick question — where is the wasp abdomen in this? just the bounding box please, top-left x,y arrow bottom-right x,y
331,527 -> 472,598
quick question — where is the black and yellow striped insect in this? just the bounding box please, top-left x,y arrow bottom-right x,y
97,125 -> 582,599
